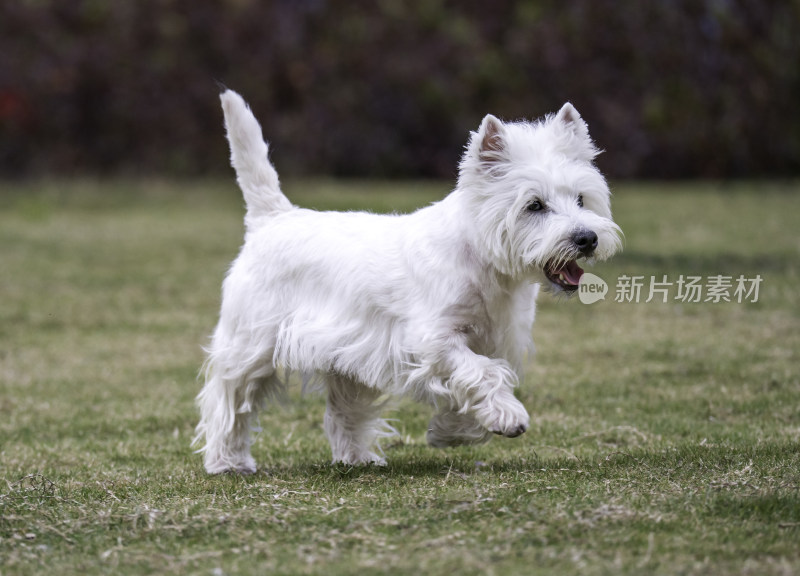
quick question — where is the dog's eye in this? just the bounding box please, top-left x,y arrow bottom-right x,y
527,200 -> 545,212
577,194 -> 584,208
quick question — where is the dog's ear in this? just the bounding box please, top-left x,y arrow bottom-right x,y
555,103 -> 599,161
556,103 -> 589,141
478,114 -> 508,166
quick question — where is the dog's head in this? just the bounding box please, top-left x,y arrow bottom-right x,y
457,104 -> 622,291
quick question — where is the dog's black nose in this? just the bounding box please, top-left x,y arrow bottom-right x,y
572,229 -> 598,256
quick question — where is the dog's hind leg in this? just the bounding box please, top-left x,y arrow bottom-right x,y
323,374 -> 395,466
194,358 -> 282,474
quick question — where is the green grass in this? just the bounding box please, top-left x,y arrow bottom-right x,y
1,178 -> 799,575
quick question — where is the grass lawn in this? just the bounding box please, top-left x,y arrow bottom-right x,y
1,178 -> 798,575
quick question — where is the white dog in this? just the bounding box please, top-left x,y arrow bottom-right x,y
193,89 -> 621,473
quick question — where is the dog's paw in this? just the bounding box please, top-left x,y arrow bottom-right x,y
473,389 -> 530,439
207,461 -> 258,475
487,411 -> 529,438
491,422 -> 527,438
204,453 -> 257,475
332,453 -> 387,467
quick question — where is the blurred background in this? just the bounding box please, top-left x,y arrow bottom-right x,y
1,0 -> 798,180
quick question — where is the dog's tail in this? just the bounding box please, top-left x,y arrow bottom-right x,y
220,89 -> 292,222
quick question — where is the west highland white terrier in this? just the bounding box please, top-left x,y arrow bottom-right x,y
193,89 -> 621,473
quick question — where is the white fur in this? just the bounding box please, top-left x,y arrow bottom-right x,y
193,90 -> 621,473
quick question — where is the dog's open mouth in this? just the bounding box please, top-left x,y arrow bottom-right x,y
545,259 -> 584,291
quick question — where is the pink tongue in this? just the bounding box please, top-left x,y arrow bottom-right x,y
556,260 -> 584,285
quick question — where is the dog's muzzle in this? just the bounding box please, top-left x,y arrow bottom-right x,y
543,228 -> 598,291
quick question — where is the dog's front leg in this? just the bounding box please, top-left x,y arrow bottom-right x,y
455,351 -> 530,438
419,337 -> 530,439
